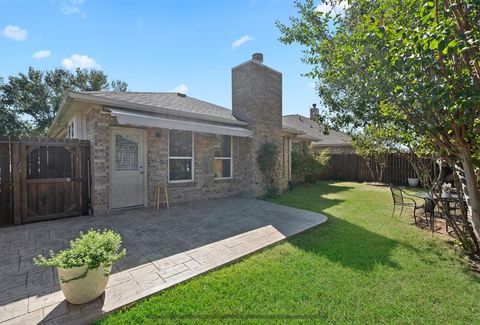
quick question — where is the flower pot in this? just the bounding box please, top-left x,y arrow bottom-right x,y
57,264 -> 111,304
407,178 -> 419,187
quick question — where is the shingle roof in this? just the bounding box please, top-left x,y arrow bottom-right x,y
282,115 -> 352,146
74,91 -> 242,124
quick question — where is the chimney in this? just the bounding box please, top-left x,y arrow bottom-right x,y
310,103 -> 319,120
232,53 -> 283,196
252,53 -> 263,63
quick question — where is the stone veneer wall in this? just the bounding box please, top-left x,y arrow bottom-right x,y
146,128 -> 251,206
84,107 -> 252,215
232,59 -> 289,196
85,106 -> 117,215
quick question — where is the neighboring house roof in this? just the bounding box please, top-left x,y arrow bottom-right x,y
282,114 -> 352,146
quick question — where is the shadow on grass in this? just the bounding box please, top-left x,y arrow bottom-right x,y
275,181 -> 402,272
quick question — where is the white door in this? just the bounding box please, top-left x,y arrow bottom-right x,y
110,128 -> 145,209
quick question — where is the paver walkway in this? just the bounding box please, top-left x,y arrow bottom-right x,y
0,197 -> 327,324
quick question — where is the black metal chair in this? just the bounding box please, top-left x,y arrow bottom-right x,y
390,187 -> 421,223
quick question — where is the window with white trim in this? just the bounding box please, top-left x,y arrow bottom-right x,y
214,135 -> 232,179
169,130 -> 193,182
67,121 -> 75,139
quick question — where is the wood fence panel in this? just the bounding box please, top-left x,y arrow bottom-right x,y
0,137 -> 91,226
316,153 -> 418,185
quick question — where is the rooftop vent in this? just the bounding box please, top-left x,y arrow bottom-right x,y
252,53 -> 263,63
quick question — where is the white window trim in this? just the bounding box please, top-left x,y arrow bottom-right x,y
168,130 -> 195,183
214,135 -> 233,180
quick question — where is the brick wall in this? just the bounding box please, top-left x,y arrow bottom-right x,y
232,57 -> 289,196
147,129 -> 250,205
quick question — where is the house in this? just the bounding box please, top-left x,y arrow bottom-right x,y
50,53 -> 302,215
282,104 -> 354,154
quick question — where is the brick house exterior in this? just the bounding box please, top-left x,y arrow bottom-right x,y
50,54 -> 297,215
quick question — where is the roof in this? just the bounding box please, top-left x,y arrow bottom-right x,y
282,115 -> 352,146
60,91 -> 248,127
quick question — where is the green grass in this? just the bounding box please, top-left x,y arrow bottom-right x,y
99,182 -> 480,324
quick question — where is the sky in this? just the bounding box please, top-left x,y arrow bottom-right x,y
0,0 -> 324,116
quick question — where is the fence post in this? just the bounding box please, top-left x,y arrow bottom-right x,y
12,142 -> 21,225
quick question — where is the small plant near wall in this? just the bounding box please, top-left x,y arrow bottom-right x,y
256,141 -> 280,197
291,143 -> 330,183
34,229 -> 126,304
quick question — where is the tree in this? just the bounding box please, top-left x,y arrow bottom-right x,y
277,0 -> 480,250
352,126 -> 397,183
0,68 -> 128,135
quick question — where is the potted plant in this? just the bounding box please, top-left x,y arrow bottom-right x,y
407,177 -> 419,187
34,229 -> 126,304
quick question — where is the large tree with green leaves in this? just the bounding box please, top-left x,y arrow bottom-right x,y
277,0 -> 480,247
0,67 -> 128,135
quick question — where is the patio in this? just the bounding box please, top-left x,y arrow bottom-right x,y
0,197 -> 327,324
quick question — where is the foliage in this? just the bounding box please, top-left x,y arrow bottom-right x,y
291,142 -> 330,183
100,182 -> 480,324
0,67 -> 128,135
277,0 -> 480,252
34,229 -> 126,282
256,141 -> 280,196
352,125 -> 398,182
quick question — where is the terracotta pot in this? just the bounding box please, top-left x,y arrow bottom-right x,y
57,264 -> 111,304
407,178 -> 419,187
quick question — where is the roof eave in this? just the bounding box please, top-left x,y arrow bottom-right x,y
68,91 -> 248,127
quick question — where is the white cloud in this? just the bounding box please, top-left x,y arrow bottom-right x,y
315,1 -> 350,14
60,0 -> 86,17
32,50 -> 51,59
231,35 -> 253,49
173,84 -> 188,94
1,25 -> 27,41
61,54 -> 100,69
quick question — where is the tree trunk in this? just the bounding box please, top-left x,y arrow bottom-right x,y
457,146 -> 480,244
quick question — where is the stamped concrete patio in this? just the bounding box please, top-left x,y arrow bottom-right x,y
0,197 -> 327,324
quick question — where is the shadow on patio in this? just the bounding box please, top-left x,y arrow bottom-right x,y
0,196 -> 327,324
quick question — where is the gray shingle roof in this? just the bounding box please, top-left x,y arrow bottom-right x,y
76,91 -> 241,123
282,115 -> 352,146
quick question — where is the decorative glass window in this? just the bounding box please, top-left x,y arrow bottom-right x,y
115,134 -> 139,170
169,130 -> 193,182
214,135 -> 232,179
67,121 -> 75,139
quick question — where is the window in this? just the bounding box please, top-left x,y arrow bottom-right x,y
169,130 -> 193,182
214,135 -> 232,179
67,121 -> 75,139
115,134 -> 138,170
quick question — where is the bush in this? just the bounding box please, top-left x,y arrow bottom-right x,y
34,229 -> 126,282
256,142 -> 280,196
291,143 -> 330,183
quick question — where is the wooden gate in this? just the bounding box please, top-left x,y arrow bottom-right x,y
0,137 -> 91,226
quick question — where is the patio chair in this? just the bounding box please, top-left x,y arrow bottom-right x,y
427,197 -> 466,234
390,187 -> 422,223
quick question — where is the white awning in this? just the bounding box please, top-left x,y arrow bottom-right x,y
109,108 -> 253,137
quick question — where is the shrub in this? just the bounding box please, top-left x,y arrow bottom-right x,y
291,143 -> 330,183
34,229 -> 126,282
256,142 -> 280,196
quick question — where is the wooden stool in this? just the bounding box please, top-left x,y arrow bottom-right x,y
154,185 -> 169,209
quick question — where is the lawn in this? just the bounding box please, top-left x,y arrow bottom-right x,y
99,182 -> 480,324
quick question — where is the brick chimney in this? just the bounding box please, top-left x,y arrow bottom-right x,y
310,103 -> 319,120
232,53 -> 285,196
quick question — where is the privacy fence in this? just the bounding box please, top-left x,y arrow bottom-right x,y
315,153 -> 417,185
0,137 -> 91,226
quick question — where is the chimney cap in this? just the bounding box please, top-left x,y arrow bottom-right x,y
312,103 -> 317,108
252,53 -> 263,63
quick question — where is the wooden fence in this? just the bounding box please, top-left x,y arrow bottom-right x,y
0,137 -> 91,226
315,153 -> 417,185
